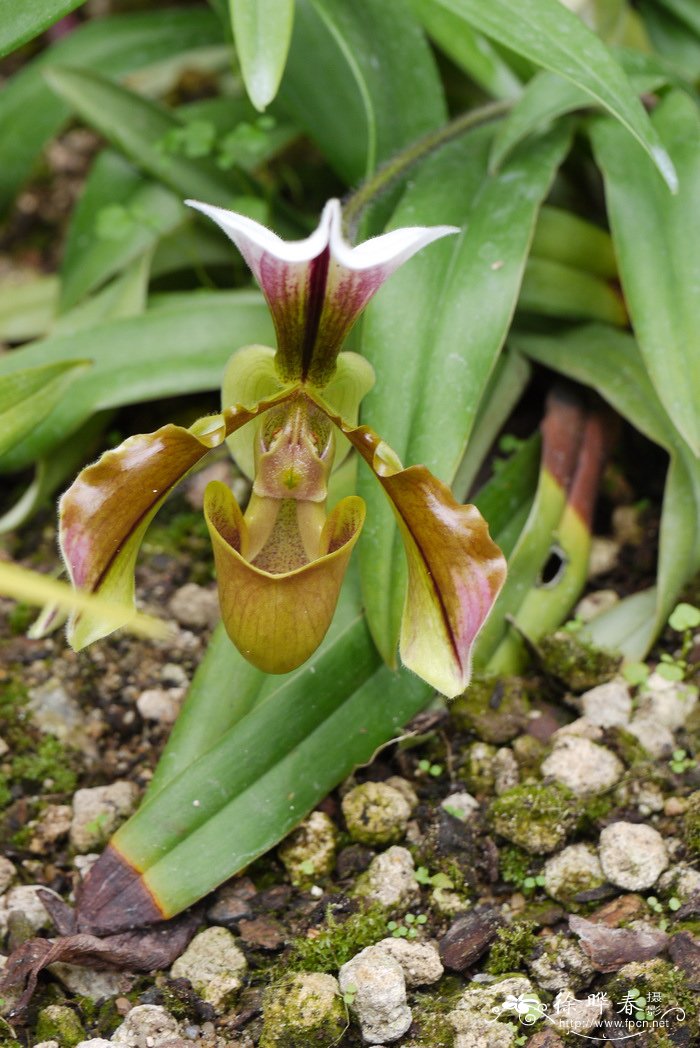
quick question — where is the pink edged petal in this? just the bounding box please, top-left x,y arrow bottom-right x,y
312,396 -> 506,697
186,198 -> 458,387
59,399 -> 287,650
186,199 -> 336,384
204,480 -> 365,673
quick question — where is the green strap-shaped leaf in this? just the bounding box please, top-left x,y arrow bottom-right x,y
657,0 -> 700,36
0,8 -> 222,213
231,0 -> 295,111
0,361 -> 89,458
411,0 -> 522,99
0,0 -> 86,58
358,121 -> 571,666
514,324 -> 700,659
591,92 -> 700,456
0,413 -> 112,536
518,257 -> 627,327
530,206 -> 617,279
451,348 -> 531,504
59,151 -> 185,313
472,434 -> 540,561
278,0 -> 446,182
147,562 -> 364,798
640,1 -> 700,83
0,291 -> 274,472
43,66 -> 239,206
0,275 -> 58,342
489,54 -> 674,173
107,613 -> 431,921
431,0 -> 677,189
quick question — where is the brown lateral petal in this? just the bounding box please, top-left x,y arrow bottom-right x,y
313,396 -> 506,697
59,397 -> 290,650
205,481 -> 365,673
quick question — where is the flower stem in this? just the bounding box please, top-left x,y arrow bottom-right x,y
343,100 -> 513,238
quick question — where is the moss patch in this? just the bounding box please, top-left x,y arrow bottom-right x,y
486,920 -> 537,975
450,676 -> 530,743
488,782 -> 581,854
0,680 -> 78,815
684,791 -> 700,857
539,630 -> 621,691
282,902 -> 388,973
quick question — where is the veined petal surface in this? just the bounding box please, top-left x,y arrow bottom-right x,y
59,398 -> 288,649
313,394 -> 506,696
186,198 -> 457,385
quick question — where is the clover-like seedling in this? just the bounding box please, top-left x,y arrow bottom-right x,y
388,912 -> 428,939
342,983 -> 358,1007
522,874 -> 546,894
418,758 -> 443,777
669,749 -> 697,774
622,661 -> 649,686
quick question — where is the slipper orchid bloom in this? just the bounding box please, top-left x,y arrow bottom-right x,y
59,200 -> 506,697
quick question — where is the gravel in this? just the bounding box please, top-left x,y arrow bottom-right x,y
598,821 -> 669,890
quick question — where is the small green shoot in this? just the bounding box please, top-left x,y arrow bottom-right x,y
623,661 -> 649,686
656,652 -> 685,681
415,866 -> 454,890
522,874 -> 546,894
669,749 -> 697,774
442,803 -> 464,820
668,602 -> 700,632
418,758 -> 443,777
387,912 -> 428,939
342,983 -> 357,1007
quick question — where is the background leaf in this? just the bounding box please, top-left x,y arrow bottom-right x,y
43,66 -> 239,206
0,0 -> 86,58
514,324 -> 700,658
278,0 -> 446,182
590,91 -> 700,455
411,0 -> 522,99
231,0 -> 295,110
489,55 -> 672,172
358,121 -> 571,665
0,292 -> 273,472
0,7 -> 222,213
432,0 -> 677,188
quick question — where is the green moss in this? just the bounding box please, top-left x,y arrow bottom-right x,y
605,726 -> 651,767
499,844 -> 534,886
451,676 -> 530,743
486,920 -> 537,975
578,791 -> 615,832
12,736 -> 77,793
684,791 -> 700,857
488,782 -> 581,854
410,1001 -> 458,1047
7,602 -> 34,635
0,680 -> 79,817
604,959 -> 698,1045
283,902 -> 388,974
511,734 -> 545,775
458,741 -> 497,795
259,972 -> 346,1047
35,1004 -> 85,1047
538,630 -> 621,691
342,781 -> 409,846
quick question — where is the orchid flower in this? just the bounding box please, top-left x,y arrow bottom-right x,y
59,200 -> 506,697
